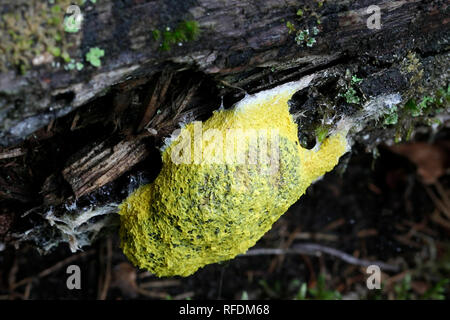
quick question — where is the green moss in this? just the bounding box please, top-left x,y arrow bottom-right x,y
436,84 -> 450,107
306,37 -> 317,47
64,15 -> 82,33
61,51 -> 71,63
342,87 -> 360,104
286,21 -> 296,34
49,46 -> 61,57
302,274 -> 342,300
152,29 -> 161,41
153,20 -> 200,51
85,47 -> 104,67
337,72 -> 364,105
65,59 -> 84,71
404,85 -> 449,117
294,26 -> 319,47
383,106 -> 399,125
351,75 -> 363,85
315,125 -> 329,143
285,5 -> 322,48
422,279 -> 449,300
385,85 -> 449,142
0,0 -> 84,73
400,52 -> 424,86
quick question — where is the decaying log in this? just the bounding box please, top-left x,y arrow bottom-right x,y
0,0 -> 448,251
137,69 -> 174,133
62,137 -> 150,199
0,0 -> 448,146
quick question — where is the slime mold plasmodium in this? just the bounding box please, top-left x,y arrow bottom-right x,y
119,77 -> 350,277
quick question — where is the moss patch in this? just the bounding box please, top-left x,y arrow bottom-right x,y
382,85 -> 450,142
0,0 -> 83,74
85,47 -> 104,68
284,2 -> 323,48
153,20 -> 200,51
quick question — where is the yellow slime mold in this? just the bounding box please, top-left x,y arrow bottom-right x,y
119,78 -> 349,277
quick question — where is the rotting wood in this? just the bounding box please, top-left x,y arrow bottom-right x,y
0,0 -> 448,251
137,69 -> 174,133
62,137 -> 150,198
0,148 -> 26,160
0,0 -> 448,146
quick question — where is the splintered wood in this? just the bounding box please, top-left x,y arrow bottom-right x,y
137,69 -> 173,133
62,138 -> 149,198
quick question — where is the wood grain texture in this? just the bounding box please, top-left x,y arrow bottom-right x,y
0,0 -> 448,145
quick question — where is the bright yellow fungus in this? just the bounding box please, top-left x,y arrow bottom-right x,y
119,78 -> 350,277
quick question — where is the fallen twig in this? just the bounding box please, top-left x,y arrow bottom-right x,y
136,287 -> 168,299
243,243 -> 399,272
295,232 -> 339,242
268,227 -> 301,273
0,148 -> 26,160
434,181 -> 450,213
23,282 -> 32,300
425,185 -> 450,219
172,291 -> 195,300
98,238 -> 112,300
139,279 -> 181,289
